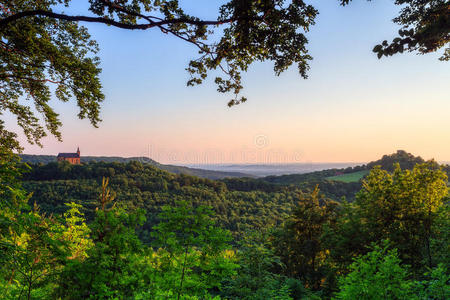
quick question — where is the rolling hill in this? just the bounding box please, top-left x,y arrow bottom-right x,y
19,154 -> 251,180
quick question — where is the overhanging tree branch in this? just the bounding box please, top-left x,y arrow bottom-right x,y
0,9 -> 260,30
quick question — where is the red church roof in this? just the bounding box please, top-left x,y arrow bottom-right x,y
57,152 -> 80,158
57,147 -> 80,158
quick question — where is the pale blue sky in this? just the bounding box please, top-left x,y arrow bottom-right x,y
7,0 -> 450,163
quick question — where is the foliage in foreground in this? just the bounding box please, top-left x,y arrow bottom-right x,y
272,162 -> 450,297
1,151 -> 238,299
1,149 -> 449,299
335,242 -> 449,300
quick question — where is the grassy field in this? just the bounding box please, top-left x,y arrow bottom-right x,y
326,170 -> 369,183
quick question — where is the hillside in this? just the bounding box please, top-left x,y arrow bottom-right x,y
20,150 -> 437,208
261,150 -> 438,185
366,150 -> 427,171
325,170 -> 370,183
251,150 -> 447,200
22,161 -> 299,239
19,154 -> 251,180
22,151 -> 392,241
15,151 -> 448,296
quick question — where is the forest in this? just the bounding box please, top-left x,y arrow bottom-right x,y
1,149 -> 449,299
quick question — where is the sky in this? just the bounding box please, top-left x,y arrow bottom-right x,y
5,0 -> 450,164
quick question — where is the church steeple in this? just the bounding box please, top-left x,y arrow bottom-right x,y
77,147 -> 80,157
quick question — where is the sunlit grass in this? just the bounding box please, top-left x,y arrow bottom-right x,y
326,170 -> 369,183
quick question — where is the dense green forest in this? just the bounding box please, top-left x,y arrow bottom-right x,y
22,151 -> 421,237
1,150 -> 448,299
22,150 -> 437,207
22,160 -> 298,240
19,150 -> 450,241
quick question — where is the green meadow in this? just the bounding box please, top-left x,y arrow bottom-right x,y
326,170 -> 370,183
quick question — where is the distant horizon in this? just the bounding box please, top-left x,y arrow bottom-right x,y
19,151 -> 450,166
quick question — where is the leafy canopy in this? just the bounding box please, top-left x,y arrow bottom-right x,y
341,0 -> 450,61
0,1 -> 103,147
334,241 -> 450,300
354,162 -> 448,270
334,242 -> 418,300
150,201 -> 238,299
274,186 -> 339,290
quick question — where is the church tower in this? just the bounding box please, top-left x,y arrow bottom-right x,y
77,147 -> 80,156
